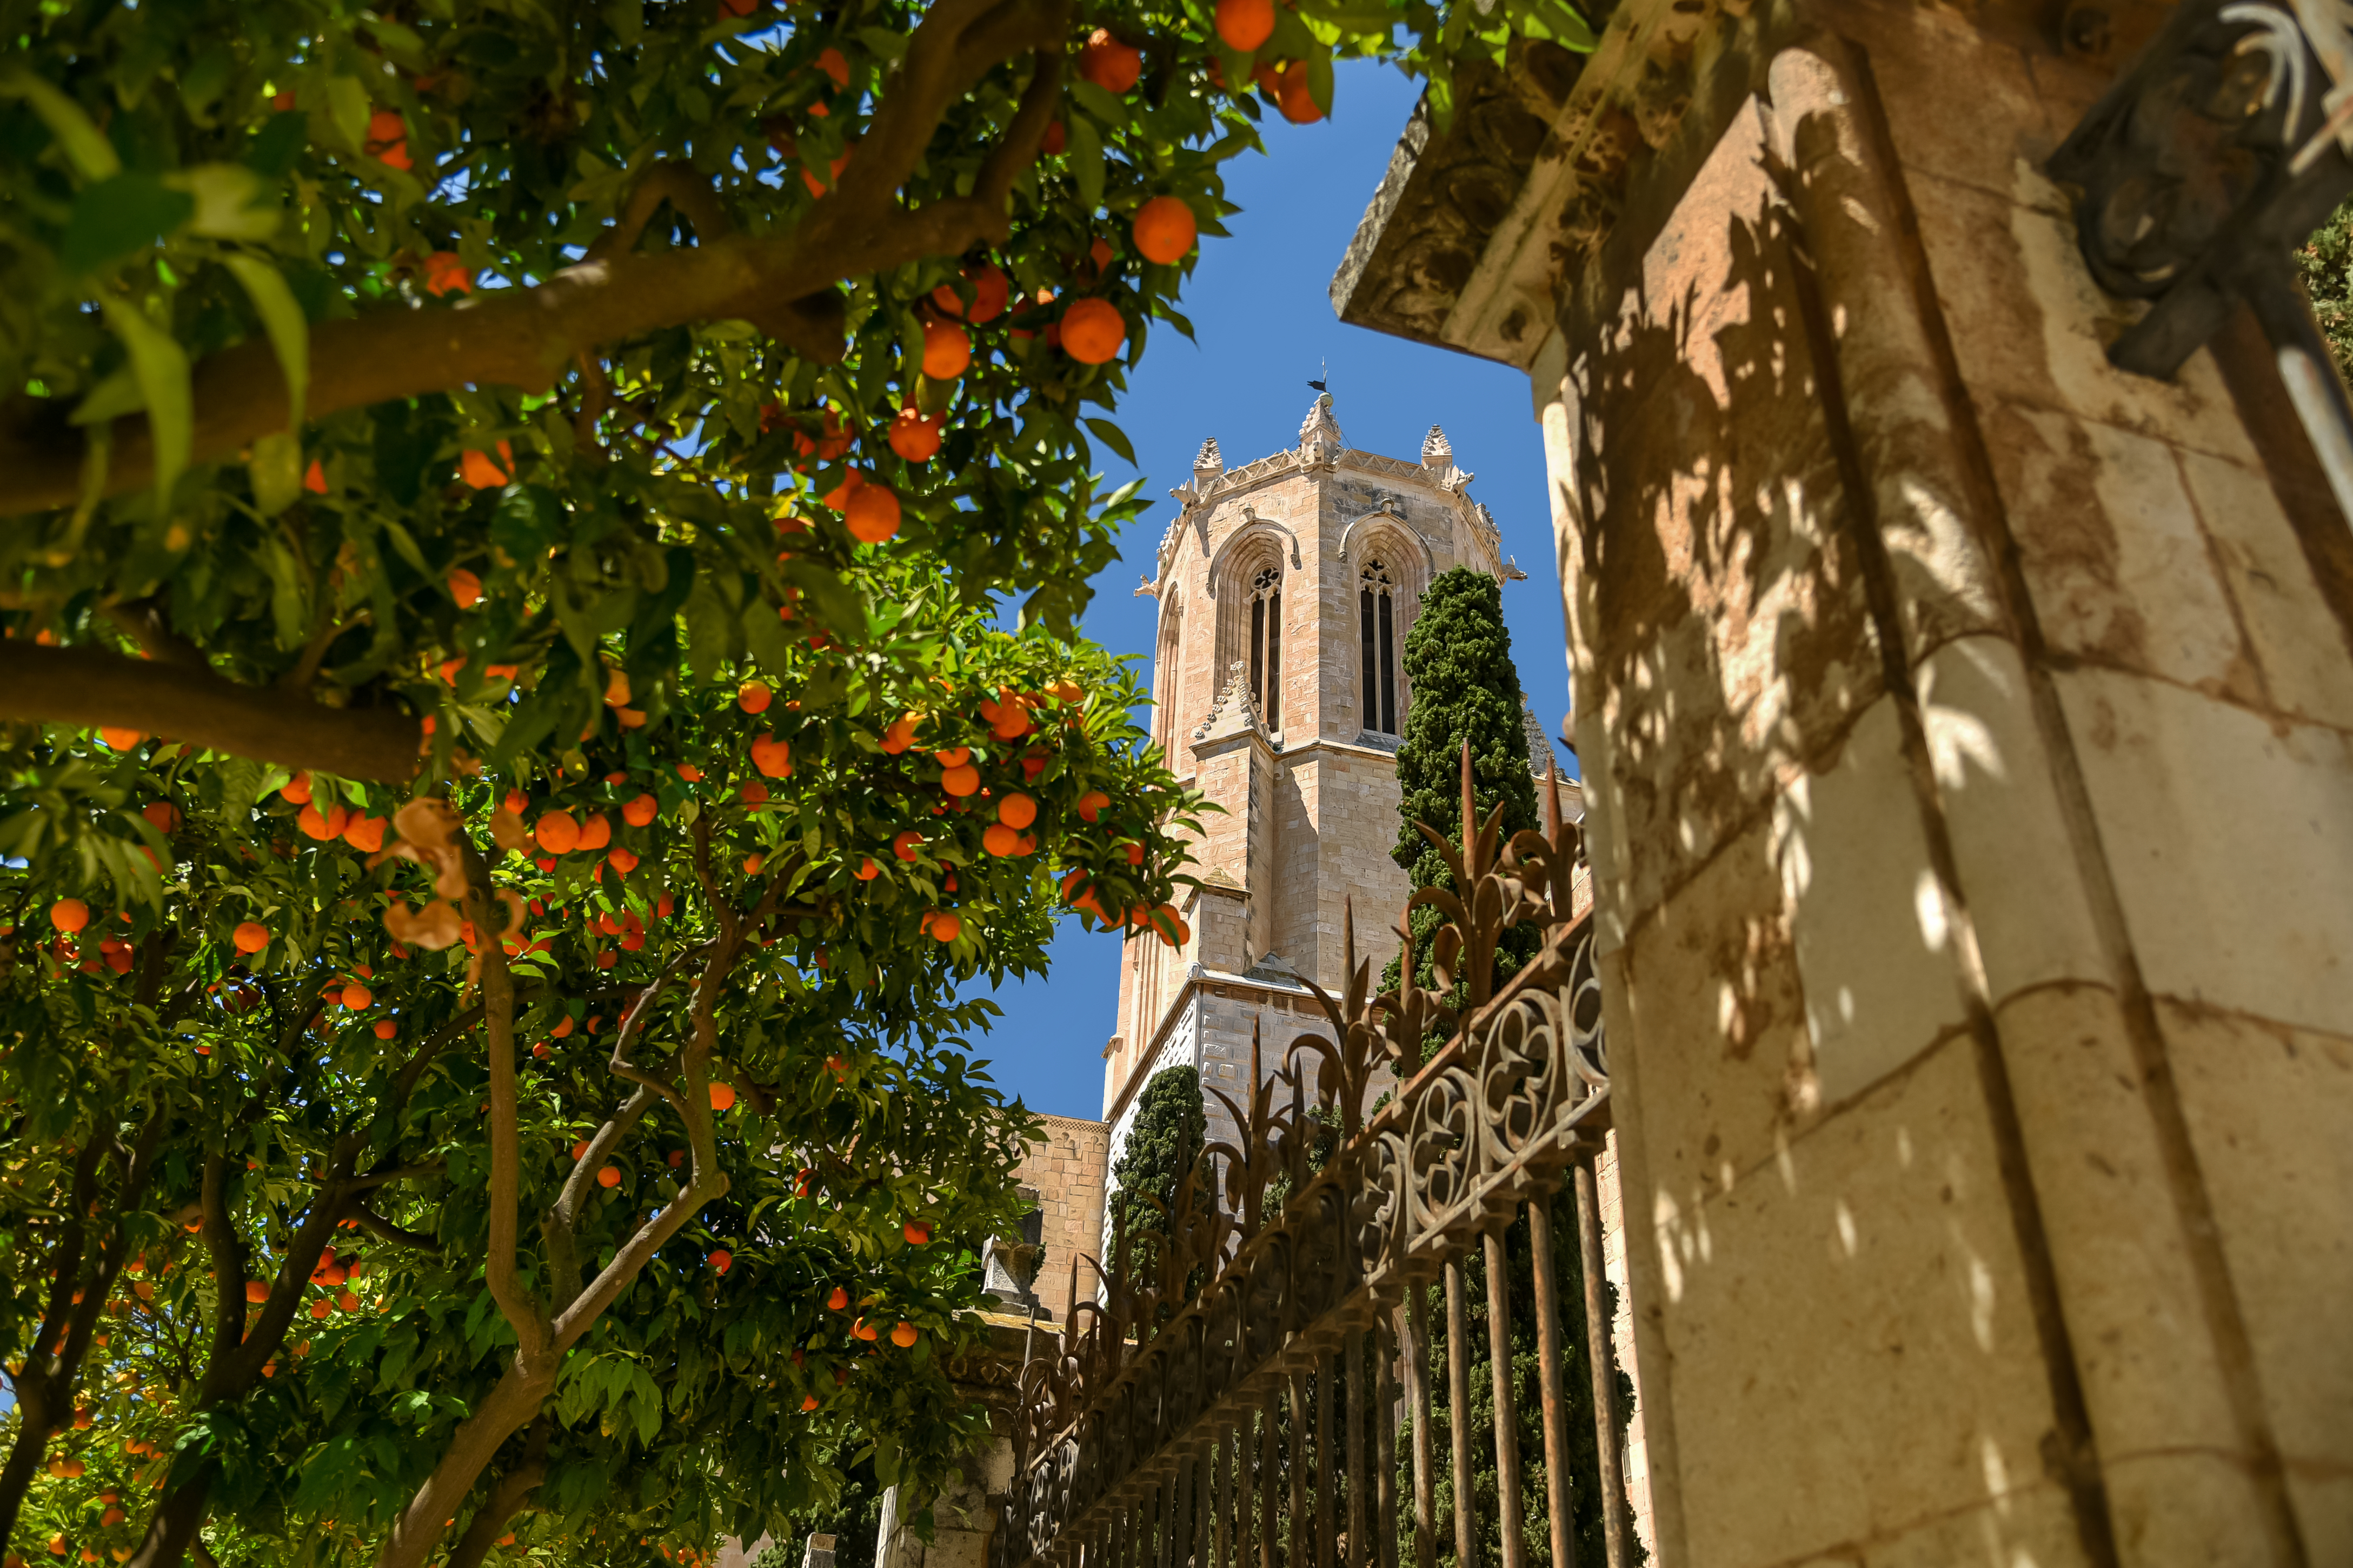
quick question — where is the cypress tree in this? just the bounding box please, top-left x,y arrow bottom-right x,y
1108,1066 -> 1207,1290
1385,566 -> 1545,1048
1378,571 -> 1640,1566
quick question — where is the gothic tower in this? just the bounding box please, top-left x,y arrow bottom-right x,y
1100,395 -> 1567,1162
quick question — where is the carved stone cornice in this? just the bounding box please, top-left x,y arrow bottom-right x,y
1331,6 -> 1745,368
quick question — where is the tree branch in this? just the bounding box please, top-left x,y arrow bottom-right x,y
0,0 -> 1069,517
0,643 -> 422,781
461,844 -> 551,1361
347,1199 -> 441,1252
345,1159 -> 446,1193
550,915 -> 741,1349
100,601 -> 209,673
444,1425 -> 550,1568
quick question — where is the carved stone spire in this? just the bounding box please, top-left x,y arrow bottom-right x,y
1175,436 -> 1226,515
1421,424 -> 1453,467
1299,393 -> 1344,467
1192,660 -> 1267,745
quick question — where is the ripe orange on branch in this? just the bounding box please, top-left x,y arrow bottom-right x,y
750,735 -> 794,778
458,441 -> 513,489
888,406 -> 943,462
931,263 -> 1009,323
845,481 -> 902,544
921,319 -> 971,379
1078,29 -> 1142,92
1215,0 -> 1277,50
1060,298 -> 1126,365
1278,60 -> 1326,123
1133,197 -> 1199,265
298,803 -> 351,842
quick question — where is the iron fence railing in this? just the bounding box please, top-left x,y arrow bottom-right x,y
995,751 -> 1634,1568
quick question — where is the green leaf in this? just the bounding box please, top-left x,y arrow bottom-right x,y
168,164 -> 281,241
249,432 -> 303,516
1307,49 -> 1336,116
97,295 -> 193,509
1084,419 -> 1136,465
1067,116 -> 1105,213
69,368 -> 145,427
0,70 -> 121,180
245,111 -> 308,179
61,173 -> 195,273
257,537 -> 307,648
323,76 -> 371,151
222,255 -> 310,433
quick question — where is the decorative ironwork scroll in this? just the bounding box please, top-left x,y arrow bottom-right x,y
2051,0 -> 2353,514
992,751 -> 1631,1568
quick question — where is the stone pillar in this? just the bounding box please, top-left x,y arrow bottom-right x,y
1545,15 -> 2352,1568
1338,4 -> 2353,1565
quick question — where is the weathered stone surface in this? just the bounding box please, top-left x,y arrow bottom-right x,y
2056,664 -> 2353,1034
2164,1000 -> 2353,1564
1653,1037 -> 2085,1568
1340,0 -> 2353,1557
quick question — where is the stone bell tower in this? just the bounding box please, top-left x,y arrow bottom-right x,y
1099,395 -> 1568,1160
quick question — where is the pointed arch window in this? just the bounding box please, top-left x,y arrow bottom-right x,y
1248,566 -> 1282,729
1360,559 -> 1398,735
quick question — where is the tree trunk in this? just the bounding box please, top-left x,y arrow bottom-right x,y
373,1358 -> 559,1568
445,1430 -> 550,1568
124,1469 -> 216,1568
0,1374 -> 59,1552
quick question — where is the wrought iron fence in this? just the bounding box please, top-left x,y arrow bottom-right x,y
994,755 -> 1634,1568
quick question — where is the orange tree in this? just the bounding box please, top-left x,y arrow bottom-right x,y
0,0 -> 1592,782
0,596 -> 1200,1568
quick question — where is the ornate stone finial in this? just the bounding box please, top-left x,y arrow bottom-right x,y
1421,424 -> 1453,467
1191,660 -> 1267,744
1177,437 -> 1226,513
1521,694 -> 1559,780
1298,393 -> 1345,464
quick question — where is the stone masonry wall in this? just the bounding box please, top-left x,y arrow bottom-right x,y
1533,1 -> 2353,1562
1011,1115 -> 1109,1316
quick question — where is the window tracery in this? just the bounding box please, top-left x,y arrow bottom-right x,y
1360,558 -> 1398,736
1248,565 -> 1282,729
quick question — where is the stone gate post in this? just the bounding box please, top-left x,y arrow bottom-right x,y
1336,4 -> 2353,1564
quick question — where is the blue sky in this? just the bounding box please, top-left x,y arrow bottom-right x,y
967,60 -> 1576,1122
